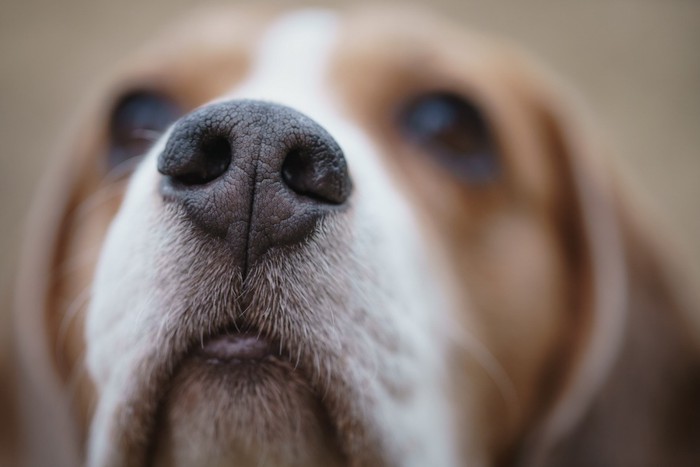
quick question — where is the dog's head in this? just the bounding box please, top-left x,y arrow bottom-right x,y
14,6 -> 700,467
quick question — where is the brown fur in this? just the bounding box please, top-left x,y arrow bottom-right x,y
12,5 -> 700,466
538,205 -> 700,467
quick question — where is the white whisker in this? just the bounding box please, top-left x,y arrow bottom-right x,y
55,285 -> 92,366
453,327 -> 521,423
131,128 -> 163,142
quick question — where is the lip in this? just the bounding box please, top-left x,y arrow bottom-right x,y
98,307 -> 347,467
194,332 -> 282,363
145,325 -> 349,466
99,326 -> 299,466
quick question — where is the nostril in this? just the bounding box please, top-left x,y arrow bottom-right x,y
282,149 -> 316,198
282,147 -> 351,204
161,135 -> 232,186
178,135 -> 231,186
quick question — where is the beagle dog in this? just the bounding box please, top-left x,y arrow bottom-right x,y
13,5 -> 700,467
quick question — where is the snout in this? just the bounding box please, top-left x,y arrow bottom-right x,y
157,100 -> 352,272
85,34 -> 453,464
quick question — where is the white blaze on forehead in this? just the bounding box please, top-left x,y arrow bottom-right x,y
227,10 -> 463,465
224,9 -> 339,116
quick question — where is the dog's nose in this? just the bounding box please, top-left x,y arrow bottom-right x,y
158,100 -> 351,272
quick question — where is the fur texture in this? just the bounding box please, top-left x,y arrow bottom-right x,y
13,5 -> 700,467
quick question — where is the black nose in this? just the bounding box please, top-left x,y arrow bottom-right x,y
158,100 -> 352,273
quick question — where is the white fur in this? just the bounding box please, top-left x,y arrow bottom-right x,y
86,10 -> 463,467
223,12 -> 462,465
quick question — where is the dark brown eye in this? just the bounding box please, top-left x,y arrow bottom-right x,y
398,92 -> 499,185
108,91 -> 181,171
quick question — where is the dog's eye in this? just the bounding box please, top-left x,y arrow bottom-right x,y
108,91 -> 181,171
398,92 -> 499,185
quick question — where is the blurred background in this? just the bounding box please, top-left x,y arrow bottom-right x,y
1,0 -> 699,461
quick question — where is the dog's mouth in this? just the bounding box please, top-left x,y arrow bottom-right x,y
146,319 -> 347,466
194,332 -> 286,365
179,330 -> 296,382
167,326 -> 301,398
90,202 -> 361,465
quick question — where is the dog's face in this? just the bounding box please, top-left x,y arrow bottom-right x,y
18,5 -> 671,467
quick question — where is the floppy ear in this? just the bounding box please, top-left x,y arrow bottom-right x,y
513,68 -> 700,467
13,95 -> 111,467
542,185 -> 700,467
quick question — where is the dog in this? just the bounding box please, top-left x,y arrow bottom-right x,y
13,5 -> 700,467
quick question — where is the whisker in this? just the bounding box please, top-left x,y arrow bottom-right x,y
65,349 -> 88,406
131,128 -> 162,142
55,244 -> 102,279
70,149 -> 148,221
53,153 -> 150,282
452,327 -> 521,422
55,285 -> 92,367
72,182 -> 124,222
105,153 -> 147,182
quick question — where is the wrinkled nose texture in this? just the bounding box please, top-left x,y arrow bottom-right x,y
158,100 -> 352,274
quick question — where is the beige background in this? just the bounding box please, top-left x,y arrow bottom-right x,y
1,0 -> 699,456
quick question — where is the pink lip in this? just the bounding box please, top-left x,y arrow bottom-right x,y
197,333 -> 277,362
